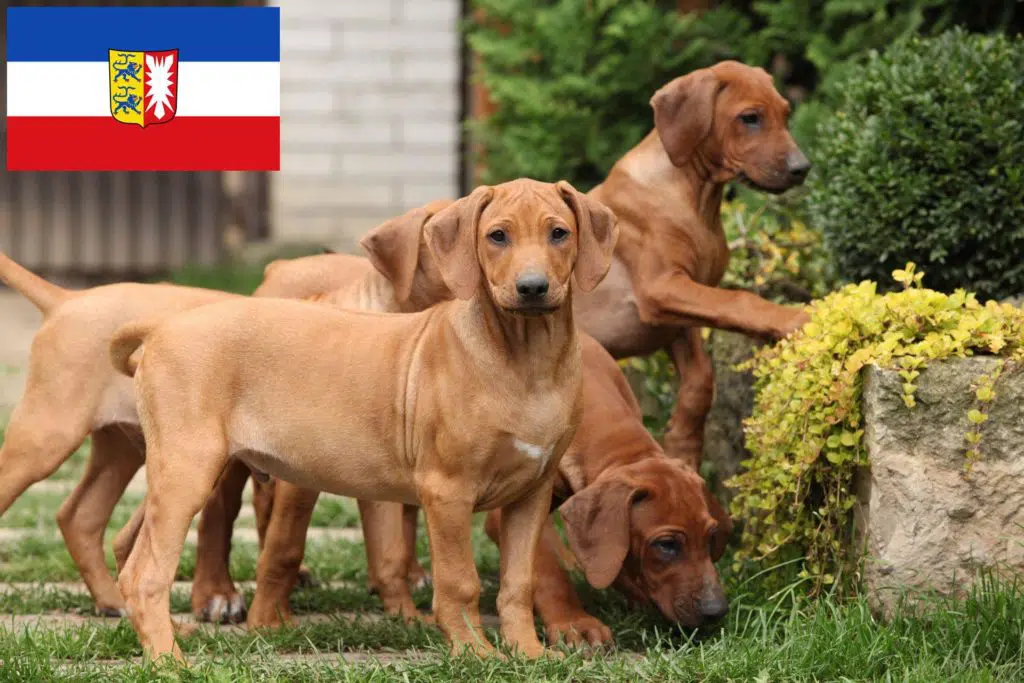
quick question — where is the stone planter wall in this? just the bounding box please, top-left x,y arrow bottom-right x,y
623,337 -> 1023,616
858,359 -> 1024,617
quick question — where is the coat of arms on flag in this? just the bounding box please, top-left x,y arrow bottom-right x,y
108,49 -> 179,127
6,6 -> 280,171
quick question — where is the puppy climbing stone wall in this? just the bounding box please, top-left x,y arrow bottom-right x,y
272,0 -> 462,252
858,359 -> 1024,617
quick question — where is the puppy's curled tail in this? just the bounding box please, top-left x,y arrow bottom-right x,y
110,320 -> 158,377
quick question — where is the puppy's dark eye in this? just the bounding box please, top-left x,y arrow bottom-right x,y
488,229 -> 508,245
739,111 -> 761,128
651,536 -> 682,562
550,226 -> 569,244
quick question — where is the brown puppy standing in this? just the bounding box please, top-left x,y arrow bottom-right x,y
239,211 -> 732,646
109,179 -> 618,660
0,254 -> 236,616
186,202 -> 451,622
575,60 -> 811,468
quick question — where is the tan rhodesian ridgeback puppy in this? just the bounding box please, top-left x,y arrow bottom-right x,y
109,179 -> 618,660
0,252 -> 237,616
185,201 -> 451,624
225,206 -> 731,646
575,60 -> 811,468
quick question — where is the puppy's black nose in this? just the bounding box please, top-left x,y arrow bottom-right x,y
786,149 -> 811,181
698,596 -> 729,622
516,273 -> 549,300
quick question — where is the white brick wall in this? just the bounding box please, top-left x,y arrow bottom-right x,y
271,0 -> 462,252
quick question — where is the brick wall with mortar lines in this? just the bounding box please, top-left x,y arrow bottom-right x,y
271,0 -> 462,252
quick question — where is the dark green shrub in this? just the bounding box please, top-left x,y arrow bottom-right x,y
805,29 -> 1024,300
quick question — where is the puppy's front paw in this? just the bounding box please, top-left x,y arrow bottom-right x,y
295,565 -> 319,589
196,593 -> 247,625
95,604 -> 127,618
546,614 -> 614,648
775,308 -> 811,339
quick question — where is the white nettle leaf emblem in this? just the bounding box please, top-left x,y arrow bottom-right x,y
145,53 -> 176,120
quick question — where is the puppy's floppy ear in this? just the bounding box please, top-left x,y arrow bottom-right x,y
703,484 -> 734,562
650,69 -> 721,166
556,180 -> 618,293
360,204 -> 441,303
560,478 -> 645,589
424,186 -> 493,300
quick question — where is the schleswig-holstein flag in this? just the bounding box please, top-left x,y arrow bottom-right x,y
6,6 -> 280,171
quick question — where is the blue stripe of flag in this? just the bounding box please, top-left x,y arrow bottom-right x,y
6,7 -> 280,62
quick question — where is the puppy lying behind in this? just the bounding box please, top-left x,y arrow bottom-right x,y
109,179 -> 618,660
486,334 -> 732,645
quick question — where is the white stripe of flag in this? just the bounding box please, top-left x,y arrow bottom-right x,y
7,62 -> 280,117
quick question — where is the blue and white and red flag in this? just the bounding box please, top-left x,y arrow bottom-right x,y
6,6 -> 280,171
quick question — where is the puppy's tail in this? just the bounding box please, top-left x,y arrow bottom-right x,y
0,250 -> 71,314
110,320 -> 158,377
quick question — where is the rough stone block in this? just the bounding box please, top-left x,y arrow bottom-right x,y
702,331 -> 763,503
858,358 -> 1024,617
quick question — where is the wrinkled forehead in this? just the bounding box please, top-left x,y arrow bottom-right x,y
715,63 -> 789,112
480,181 -> 575,229
631,466 -> 714,530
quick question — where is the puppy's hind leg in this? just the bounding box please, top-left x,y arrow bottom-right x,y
359,499 -> 426,622
402,504 -> 432,591
114,500 -> 146,575
191,458 -> 251,624
56,426 -> 144,616
247,481 -> 319,629
119,423 -> 229,662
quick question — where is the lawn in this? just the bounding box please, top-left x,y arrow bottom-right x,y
0,433 -> 1022,682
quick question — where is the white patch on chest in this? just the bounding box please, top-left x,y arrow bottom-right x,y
514,439 -> 555,469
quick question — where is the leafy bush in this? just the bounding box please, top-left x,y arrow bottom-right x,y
730,264 -> 1024,590
719,196 -> 838,304
805,29 -> 1024,300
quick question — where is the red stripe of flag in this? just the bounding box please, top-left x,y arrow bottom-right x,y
7,117 -> 280,171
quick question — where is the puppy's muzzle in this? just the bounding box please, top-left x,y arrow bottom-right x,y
785,148 -> 811,183
514,272 -> 551,311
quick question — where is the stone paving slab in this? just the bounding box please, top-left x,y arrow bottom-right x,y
0,525 -> 362,544
0,611 -> 501,631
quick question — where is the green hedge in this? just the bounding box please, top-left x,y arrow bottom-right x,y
805,29 -> 1024,300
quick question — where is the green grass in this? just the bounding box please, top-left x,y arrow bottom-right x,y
3,422 -> 1023,680
0,578 -> 1022,681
